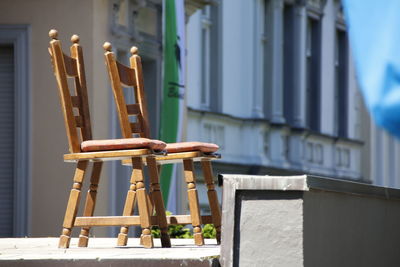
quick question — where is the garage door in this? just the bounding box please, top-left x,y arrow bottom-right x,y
0,44 -> 15,237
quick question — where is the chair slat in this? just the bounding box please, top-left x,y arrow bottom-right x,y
71,96 -> 81,108
130,52 -> 150,138
130,122 -> 142,133
49,37 -> 80,153
63,53 -> 78,77
116,61 -> 136,87
126,104 -> 140,115
75,115 -> 83,127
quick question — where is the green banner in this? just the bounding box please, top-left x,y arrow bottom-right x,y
160,0 -> 185,207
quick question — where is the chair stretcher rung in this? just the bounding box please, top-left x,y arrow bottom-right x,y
74,215 -> 213,227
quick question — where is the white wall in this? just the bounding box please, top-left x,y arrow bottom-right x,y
185,0 -> 388,186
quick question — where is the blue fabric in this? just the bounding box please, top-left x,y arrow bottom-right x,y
343,0 -> 400,138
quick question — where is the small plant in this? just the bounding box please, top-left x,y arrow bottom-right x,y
152,211 -> 193,239
168,224 -> 193,238
152,224 -> 193,238
151,226 -> 162,238
151,212 -> 217,239
202,224 -> 216,239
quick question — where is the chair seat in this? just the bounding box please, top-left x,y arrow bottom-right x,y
81,138 -> 166,152
165,142 -> 219,154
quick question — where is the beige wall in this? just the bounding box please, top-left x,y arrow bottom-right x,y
0,0 -> 111,237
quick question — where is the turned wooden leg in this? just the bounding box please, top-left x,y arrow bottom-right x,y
132,157 -> 153,248
59,161 -> 88,248
183,159 -> 204,246
140,189 -> 154,247
147,157 -> 171,248
201,159 -> 222,244
78,161 -> 103,247
157,164 -> 162,177
146,190 -> 155,216
117,164 -> 138,246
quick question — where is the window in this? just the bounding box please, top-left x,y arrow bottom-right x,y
334,27 -> 348,137
200,6 -> 210,108
263,0 -> 273,120
306,16 -> 321,132
283,3 -> 296,125
200,1 -> 221,112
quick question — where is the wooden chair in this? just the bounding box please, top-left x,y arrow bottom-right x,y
103,42 -> 222,246
48,29 -> 171,249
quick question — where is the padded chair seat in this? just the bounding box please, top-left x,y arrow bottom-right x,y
165,142 -> 219,154
81,138 -> 166,152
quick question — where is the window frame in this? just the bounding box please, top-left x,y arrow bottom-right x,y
0,25 -> 31,237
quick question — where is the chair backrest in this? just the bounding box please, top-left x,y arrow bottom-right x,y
103,42 -> 151,139
48,29 -> 92,153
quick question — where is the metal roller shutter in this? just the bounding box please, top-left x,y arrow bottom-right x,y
0,45 -> 15,237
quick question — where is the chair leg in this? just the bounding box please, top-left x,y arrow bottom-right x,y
78,161 -> 103,247
201,159 -> 222,244
117,165 -> 138,246
146,190 -> 155,217
132,157 -> 154,248
147,157 -> 171,248
183,159 -> 204,246
140,190 -> 154,247
59,160 -> 88,248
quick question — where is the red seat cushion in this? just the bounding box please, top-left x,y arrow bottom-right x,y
165,141 -> 219,153
81,138 -> 166,152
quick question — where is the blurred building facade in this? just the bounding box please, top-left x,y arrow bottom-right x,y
188,0 -> 362,180
0,0 -> 399,238
187,0 -> 400,195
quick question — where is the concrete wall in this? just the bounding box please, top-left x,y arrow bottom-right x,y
237,191 -> 304,266
0,0 -> 111,237
221,174 -> 400,267
304,189 -> 400,267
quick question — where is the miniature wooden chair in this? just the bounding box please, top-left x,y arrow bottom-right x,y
48,29 -> 171,249
103,42 -> 222,246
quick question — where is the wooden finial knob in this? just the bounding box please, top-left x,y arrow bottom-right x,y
49,29 -> 58,40
71,34 -> 80,44
103,42 -> 112,52
130,46 -> 138,55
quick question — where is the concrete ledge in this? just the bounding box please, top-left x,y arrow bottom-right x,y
220,174 -> 400,200
220,174 -> 400,267
0,238 -> 220,267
